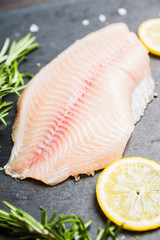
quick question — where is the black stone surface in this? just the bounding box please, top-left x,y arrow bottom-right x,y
0,0 -> 160,239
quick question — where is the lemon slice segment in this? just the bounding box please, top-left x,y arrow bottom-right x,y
96,157 -> 160,231
138,18 -> 160,55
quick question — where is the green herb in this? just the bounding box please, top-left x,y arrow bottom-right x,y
0,34 -> 39,126
0,201 -> 123,240
136,237 -> 141,240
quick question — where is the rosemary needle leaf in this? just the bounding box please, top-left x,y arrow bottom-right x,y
95,228 -> 104,240
85,220 -> 92,229
0,38 -> 10,61
0,101 -> 12,109
0,105 -> 12,115
0,34 -> 39,126
48,211 -> 57,225
0,55 -> 7,64
0,105 -> 12,125
0,201 -> 143,240
114,224 -> 123,237
40,206 -> 48,226
21,73 -> 34,78
0,117 -> 7,126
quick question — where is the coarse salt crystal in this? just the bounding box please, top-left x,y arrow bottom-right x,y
14,32 -> 21,37
82,19 -> 90,26
30,24 -> 39,33
120,236 -> 126,240
99,14 -> 107,22
118,8 -> 127,16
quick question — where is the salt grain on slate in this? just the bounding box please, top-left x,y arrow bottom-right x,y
82,19 -> 90,26
118,8 -> 127,16
30,24 -> 39,33
120,236 -> 126,240
14,32 -> 21,37
99,14 -> 106,22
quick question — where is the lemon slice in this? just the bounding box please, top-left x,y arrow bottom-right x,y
138,18 -> 160,55
96,157 -> 160,231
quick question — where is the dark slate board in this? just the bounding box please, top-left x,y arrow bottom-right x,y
0,0 -> 160,239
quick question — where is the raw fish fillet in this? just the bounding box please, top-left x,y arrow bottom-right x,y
5,23 -> 155,185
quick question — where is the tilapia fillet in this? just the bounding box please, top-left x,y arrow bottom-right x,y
5,23 -> 154,185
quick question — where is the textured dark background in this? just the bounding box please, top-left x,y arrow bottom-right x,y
0,0 -> 160,239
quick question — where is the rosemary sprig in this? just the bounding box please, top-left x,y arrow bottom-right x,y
0,34 -> 39,126
0,201 -> 124,240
